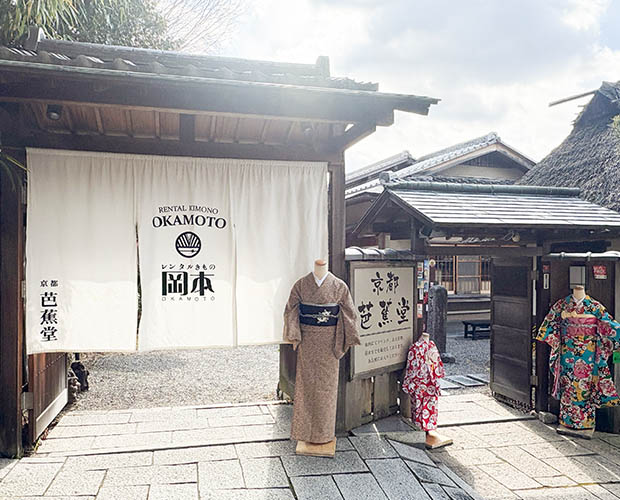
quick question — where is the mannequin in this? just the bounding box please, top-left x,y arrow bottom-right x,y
537,285 -> 620,439
402,332 -> 453,449
314,259 -> 328,280
283,258 -> 360,457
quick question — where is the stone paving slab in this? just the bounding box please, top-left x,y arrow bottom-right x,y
468,373 -> 490,384
0,461 -> 16,482
198,459 -> 244,489
422,482 -> 452,500
349,435 -> 399,459
95,485 -> 149,500
200,489 -> 295,500
153,443 -> 236,464
241,457 -> 289,488
281,451 -> 368,477
47,423 -> 139,439
235,440 -> 297,458
149,483 -> 200,500
388,439 -> 436,466
103,463 -> 197,486
0,462 -> 63,496
46,469 -> 105,496
290,475 -> 344,500
406,460 -> 455,486
440,379 -> 461,390
366,457 -> 431,500
197,405 -> 265,418
332,472 -> 388,500
64,451 -> 152,470
352,415 -> 416,435
445,375 -> 486,387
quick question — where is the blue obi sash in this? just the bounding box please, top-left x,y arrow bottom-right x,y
299,303 -> 340,327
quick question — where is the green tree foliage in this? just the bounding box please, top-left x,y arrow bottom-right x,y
0,0 -> 240,50
64,0 -> 179,50
0,0 -> 78,46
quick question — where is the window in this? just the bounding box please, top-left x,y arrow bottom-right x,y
457,256 -> 481,294
435,256 -> 455,293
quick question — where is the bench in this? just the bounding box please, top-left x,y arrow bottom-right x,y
463,320 -> 491,340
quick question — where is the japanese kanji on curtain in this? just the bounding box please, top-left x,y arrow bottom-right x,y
25,149 -> 327,352
26,149 -> 138,353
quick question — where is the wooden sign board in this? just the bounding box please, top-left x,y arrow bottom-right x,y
350,262 -> 415,379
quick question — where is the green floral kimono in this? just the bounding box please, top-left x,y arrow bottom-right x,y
537,295 -> 620,429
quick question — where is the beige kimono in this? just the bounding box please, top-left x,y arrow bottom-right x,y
283,272 -> 360,443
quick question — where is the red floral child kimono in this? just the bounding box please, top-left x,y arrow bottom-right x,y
402,336 -> 445,431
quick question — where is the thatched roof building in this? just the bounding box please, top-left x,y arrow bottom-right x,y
519,81 -> 620,212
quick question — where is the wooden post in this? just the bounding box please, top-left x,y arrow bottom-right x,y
328,159 -> 346,280
0,166 -> 24,457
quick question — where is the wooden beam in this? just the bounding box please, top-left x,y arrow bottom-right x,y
124,109 -> 133,137
94,107 -> 104,134
328,121 -> 376,153
285,121 -> 296,144
259,120 -> 270,144
153,111 -> 160,139
209,115 -> 217,142
427,245 -> 543,257
0,164 -> 24,458
0,75 -> 406,125
179,114 -> 195,144
4,130 -> 340,163
232,117 -> 241,143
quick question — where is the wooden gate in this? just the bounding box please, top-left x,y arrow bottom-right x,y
27,353 -> 68,443
490,257 -> 534,408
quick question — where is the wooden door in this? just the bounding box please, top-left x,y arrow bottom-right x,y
28,353 -> 68,443
490,257 -> 534,408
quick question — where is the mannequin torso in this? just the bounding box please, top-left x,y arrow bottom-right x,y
561,286 -> 595,319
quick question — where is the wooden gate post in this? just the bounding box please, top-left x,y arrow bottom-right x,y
0,166 -> 24,457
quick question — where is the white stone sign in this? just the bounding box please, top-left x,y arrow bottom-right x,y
351,264 -> 415,377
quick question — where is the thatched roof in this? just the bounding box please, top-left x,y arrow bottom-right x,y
519,82 -> 620,212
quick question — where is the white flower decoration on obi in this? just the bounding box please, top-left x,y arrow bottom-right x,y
317,310 -> 331,323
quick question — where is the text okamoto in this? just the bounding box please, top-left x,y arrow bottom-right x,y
152,214 -> 227,229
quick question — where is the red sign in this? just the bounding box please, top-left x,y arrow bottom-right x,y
593,265 -> 607,280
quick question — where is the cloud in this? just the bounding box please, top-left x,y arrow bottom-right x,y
224,0 -> 620,172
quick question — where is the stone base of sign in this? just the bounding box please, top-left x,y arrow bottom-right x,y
440,352 -> 456,364
556,426 -> 594,440
295,438 -> 336,457
538,411 -> 558,424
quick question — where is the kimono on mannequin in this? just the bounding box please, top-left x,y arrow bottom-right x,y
402,336 -> 445,431
283,272 -> 360,443
537,295 -> 620,429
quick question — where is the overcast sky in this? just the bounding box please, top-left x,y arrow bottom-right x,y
223,0 -> 620,173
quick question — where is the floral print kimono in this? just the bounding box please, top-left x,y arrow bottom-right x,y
537,295 -> 620,429
402,336 -> 445,431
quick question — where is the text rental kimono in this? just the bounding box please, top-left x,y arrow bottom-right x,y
283,272 -> 360,443
537,295 -> 620,429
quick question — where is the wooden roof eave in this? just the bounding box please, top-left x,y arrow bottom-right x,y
0,59 -> 439,126
351,189 -> 434,238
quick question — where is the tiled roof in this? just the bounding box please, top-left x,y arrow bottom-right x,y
345,132 -> 533,197
345,173 -> 514,199
395,132 -> 506,178
1,28 -> 376,91
384,182 -> 620,228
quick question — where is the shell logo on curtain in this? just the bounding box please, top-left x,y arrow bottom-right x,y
25,149 -> 327,352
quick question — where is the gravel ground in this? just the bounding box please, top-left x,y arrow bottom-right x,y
443,336 -> 490,378
73,345 -> 280,411
72,323 -> 491,411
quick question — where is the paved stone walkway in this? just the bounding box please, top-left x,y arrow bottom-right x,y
3,393 -> 620,499
0,401 -> 478,499
430,393 -> 620,499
